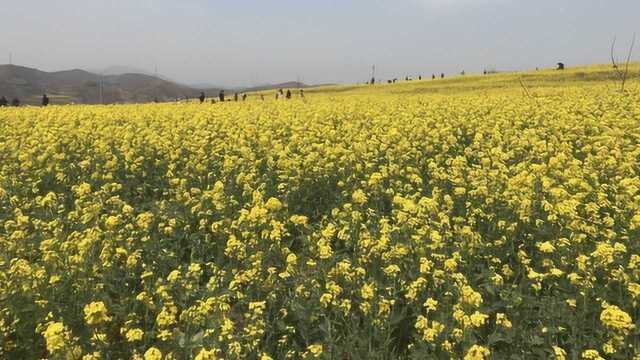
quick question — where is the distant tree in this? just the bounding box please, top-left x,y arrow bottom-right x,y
0,96 -> 7,107
11,98 -> 20,107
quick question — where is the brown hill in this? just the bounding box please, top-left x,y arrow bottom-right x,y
0,64 -> 220,105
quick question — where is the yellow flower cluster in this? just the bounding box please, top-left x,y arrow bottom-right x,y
0,79 -> 639,358
84,301 -> 111,326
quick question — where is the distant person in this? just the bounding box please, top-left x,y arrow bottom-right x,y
275,92 -> 279,100
418,75 -> 422,80
299,89 -> 304,98
42,93 -> 50,106
199,92 -> 205,103
278,88 -> 284,96
432,74 -> 435,80
242,93 -> 247,101
234,93 -> 238,101
260,94 -> 265,101
370,77 -> 375,85
219,90 -> 225,102
0,96 -> 7,107
11,98 -> 20,107
483,70 -> 487,75
285,89 -> 292,99
557,62 -> 565,70
440,73 -> 445,79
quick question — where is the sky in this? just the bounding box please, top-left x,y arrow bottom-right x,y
1,0 -> 639,87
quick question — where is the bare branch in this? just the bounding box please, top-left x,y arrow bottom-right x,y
611,36 -> 619,72
621,32 -> 636,92
611,36 -> 624,81
518,77 -> 535,101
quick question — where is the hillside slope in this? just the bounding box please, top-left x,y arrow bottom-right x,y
0,64 -> 219,105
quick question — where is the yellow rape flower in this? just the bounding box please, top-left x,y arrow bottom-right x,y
464,345 -> 491,360
144,347 -> 163,360
84,301 -> 111,326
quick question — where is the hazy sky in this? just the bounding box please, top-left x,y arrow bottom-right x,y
1,0 -> 639,87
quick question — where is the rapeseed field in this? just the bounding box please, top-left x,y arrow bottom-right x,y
1,70 -> 639,359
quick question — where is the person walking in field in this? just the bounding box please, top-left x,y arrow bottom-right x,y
441,73 -> 445,79
432,74 -> 435,80
0,96 -> 7,107
234,93 -> 238,101
199,92 -> 205,103
218,90 -> 225,102
286,89 -> 292,99
42,93 -> 50,106
242,93 -> 247,101
299,89 -> 304,98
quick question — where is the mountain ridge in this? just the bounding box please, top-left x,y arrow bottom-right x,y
0,64 -> 221,105
0,64 -> 318,105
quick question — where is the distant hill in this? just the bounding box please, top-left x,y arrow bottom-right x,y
87,65 -> 154,76
0,64 -> 222,105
